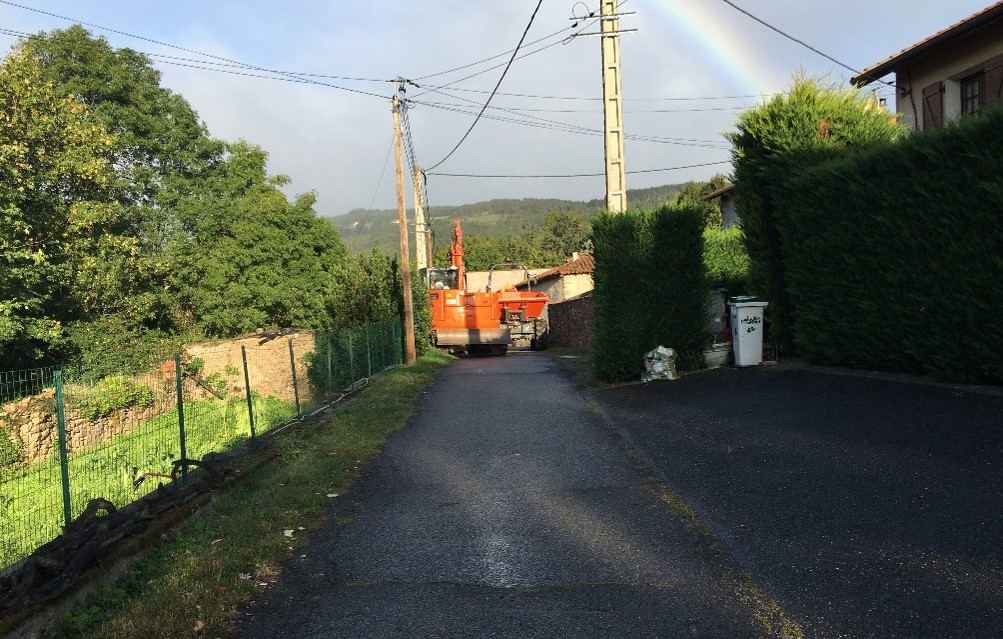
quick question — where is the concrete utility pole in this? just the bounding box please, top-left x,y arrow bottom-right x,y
600,0 -> 629,213
392,95 -> 417,364
413,165 -> 430,272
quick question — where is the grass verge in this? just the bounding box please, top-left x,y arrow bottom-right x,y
44,350 -> 452,639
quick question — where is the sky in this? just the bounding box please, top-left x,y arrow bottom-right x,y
0,0 -> 995,217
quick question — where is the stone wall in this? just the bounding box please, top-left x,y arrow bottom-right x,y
1,385 -> 175,465
185,332 -> 316,405
548,294 -> 594,349
0,332 -> 319,467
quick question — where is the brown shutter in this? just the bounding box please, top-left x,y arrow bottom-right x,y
984,54 -> 1003,104
922,81 -> 944,131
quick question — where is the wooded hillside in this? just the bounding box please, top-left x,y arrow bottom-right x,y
334,183 -> 688,252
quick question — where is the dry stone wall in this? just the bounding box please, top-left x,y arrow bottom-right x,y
0,332 -> 318,467
548,294 -> 594,348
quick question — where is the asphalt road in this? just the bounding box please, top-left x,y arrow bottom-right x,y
232,354 -> 783,639
588,365 -> 1003,639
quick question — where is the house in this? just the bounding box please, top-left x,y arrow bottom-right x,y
517,252 -> 595,348
701,183 -> 739,229
852,2 -> 1003,131
516,252 -> 594,306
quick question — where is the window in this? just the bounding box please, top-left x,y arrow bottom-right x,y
961,72 -> 984,116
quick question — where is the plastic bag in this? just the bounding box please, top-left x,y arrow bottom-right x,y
641,346 -> 679,382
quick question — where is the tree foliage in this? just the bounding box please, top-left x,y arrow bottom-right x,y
674,173 -> 729,228
432,211 -> 592,271
0,28 -> 412,373
0,47 -> 117,368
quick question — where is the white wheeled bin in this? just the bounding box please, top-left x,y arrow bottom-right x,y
728,297 -> 769,366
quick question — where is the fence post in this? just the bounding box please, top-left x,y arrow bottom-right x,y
54,370 -> 72,528
174,355 -> 188,485
326,331 -> 333,395
348,332 -> 355,385
365,324 -> 373,377
288,339 -> 301,416
241,345 -> 257,443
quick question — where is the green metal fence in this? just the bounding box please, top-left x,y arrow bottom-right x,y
0,320 -> 403,570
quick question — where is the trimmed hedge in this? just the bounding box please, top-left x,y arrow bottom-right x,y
774,106 -> 1003,383
729,77 -> 904,345
591,204 -> 706,382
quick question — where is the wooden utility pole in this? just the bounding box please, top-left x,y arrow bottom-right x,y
413,165 -> 429,272
600,0 -> 628,213
392,95 -> 417,364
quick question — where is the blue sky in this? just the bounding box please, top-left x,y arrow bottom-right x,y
0,1 -> 994,216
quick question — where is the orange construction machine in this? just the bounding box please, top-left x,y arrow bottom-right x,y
421,221 -> 548,354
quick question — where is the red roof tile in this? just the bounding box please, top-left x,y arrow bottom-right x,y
521,252 -> 595,286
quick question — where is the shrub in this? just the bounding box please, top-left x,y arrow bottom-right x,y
704,226 -> 750,293
0,429 -> 23,472
74,375 -> 156,420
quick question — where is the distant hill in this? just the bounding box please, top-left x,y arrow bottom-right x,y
332,183 -> 687,252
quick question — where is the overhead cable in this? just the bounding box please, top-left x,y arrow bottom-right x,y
412,22 -> 581,81
0,1 -> 392,99
715,0 -> 894,87
425,0 -> 545,172
417,101 -> 730,149
427,160 -> 732,179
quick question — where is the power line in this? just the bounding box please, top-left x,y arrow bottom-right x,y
152,57 -> 391,99
715,0 -> 895,88
426,0 -> 545,172
416,101 -> 731,149
412,21 -> 581,81
416,97 -> 746,114
414,84 -> 781,102
410,8 -> 603,100
145,52 -> 389,83
0,1 -> 394,99
414,85 -> 733,145
426,160 -> 731,179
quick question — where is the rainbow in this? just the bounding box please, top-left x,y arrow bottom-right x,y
640,0 -> 787,97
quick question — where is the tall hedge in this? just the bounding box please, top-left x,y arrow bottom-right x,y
591,204 -> 706,382
774,106 -> 1003,383
591,210 -> 655,382
728,76 -> 904,346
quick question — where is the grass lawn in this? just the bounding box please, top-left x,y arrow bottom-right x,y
1,396 -> 296,569
44,350 -> 451,639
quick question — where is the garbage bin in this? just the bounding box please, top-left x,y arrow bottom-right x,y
728,296 -> 769,366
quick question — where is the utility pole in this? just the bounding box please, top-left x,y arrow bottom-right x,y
413,165 -> 429,272
392,95 -> 417,364
600,0 -> 628,213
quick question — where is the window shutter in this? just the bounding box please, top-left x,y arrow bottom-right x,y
922,81 -> 944,131
984,54 -> 1003,104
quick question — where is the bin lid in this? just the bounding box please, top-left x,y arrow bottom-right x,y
728,295 -> 768,307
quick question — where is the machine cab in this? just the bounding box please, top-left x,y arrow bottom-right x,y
422,266 -> 460,291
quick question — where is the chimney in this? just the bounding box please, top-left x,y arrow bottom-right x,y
572,252 -> 579,261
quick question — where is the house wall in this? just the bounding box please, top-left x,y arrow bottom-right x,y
465,269 -> 547,292
533,274 -> 593,324
721,193 -> 739,229
895,23 -> 1003,130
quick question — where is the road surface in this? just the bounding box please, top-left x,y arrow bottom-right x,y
233,354 -> 784,638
